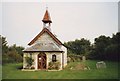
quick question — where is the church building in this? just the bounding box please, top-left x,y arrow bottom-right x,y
23,9 -> 67,70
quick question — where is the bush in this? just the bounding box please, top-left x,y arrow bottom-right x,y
48,61 -> 61,70
67,54 -> 82,62
25,57 -> 34,67
7,50 -> 23,62
2,50 -> 23,65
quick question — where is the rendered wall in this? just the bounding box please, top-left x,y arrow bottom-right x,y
60,45 -> 67,68
23,53 -> 38,70
46,52 -> 63,70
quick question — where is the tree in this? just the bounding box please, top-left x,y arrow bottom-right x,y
93,35 -> 111,60
7,49 -> 22,63
64,38 -> 91,55
1,35 -> 25,64
9,44 -> 24,56
0,35 -> 2,64
89,32 -> 119,61
1,36 -> 9,55
104,32 -> 120,61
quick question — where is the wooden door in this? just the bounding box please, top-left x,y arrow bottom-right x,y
38,53 -> 46,69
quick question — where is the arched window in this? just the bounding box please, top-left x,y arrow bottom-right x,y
52,54 -> 56,62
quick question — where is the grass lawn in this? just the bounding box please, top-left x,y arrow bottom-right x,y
0,64 -> 2,80
2,60 -> 118,79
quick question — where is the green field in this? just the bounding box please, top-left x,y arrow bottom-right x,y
0,64 -> 2,80
2,60 -> 118,79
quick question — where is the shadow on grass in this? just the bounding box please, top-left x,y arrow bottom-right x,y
17,65 -> 23,70
15,63 -> 23,70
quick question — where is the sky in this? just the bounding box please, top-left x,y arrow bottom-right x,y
1,1 -> 119,47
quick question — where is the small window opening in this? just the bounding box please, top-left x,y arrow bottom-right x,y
52,54 -> 56,62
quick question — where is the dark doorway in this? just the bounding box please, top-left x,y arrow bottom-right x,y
38,52 -> 46,69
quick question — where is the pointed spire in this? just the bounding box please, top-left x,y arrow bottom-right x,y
42,9 -> 52,23
42,7 -> 52,31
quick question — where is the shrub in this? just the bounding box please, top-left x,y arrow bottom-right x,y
25,57 -> 34,67
67,54 -> 82,62
31,66 -> 35,69
48,61 -> 61,70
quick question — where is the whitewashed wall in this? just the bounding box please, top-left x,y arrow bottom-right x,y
23,53 -> 38,70
32,53 -> 38,70
46,52 -> 63,70
60,45 -> 67,68
23,53 -> 30,69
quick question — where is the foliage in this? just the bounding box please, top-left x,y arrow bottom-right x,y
64,32 -> 119,61
67,54 -> 82,62
48,61 -> 61,70
1,35 -> 24,64
64,38 -> 91,56
1,35 -> 9,55
9,44 -> 24,56
89,32 -> 120,61
0,35 -> 2,64
89,35 -> 111,60
25,57 -> 34,67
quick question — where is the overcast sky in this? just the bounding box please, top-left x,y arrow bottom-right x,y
1,1 -> 118,47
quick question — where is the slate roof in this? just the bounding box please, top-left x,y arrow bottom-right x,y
23,42 -> 63,52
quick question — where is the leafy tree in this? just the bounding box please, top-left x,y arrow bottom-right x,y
0,35 -> 2,64
105,32 -> 120,61
64,38 -> 91,56
93,35 -> 111,60
7,49 -> 22,62
1,35 -> 24,64
112,32 -> 120,44
9,44 -> 24,56
89,32 -> 119,61
65,32 -> 119,61
1,36 -> 9,55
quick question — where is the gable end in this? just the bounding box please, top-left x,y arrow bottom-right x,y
28,28 -> 62,45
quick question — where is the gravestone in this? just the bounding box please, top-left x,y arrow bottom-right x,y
96,61 -> 106,69
82,56 -> 86,62
67,57 -> 71,63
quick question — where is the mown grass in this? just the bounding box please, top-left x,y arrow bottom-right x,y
2,60 -> 118,79
0,64 -> 2,80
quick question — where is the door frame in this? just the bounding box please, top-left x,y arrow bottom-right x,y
38,52 -> 46,69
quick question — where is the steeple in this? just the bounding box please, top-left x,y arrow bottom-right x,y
42,8 -> 52,31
